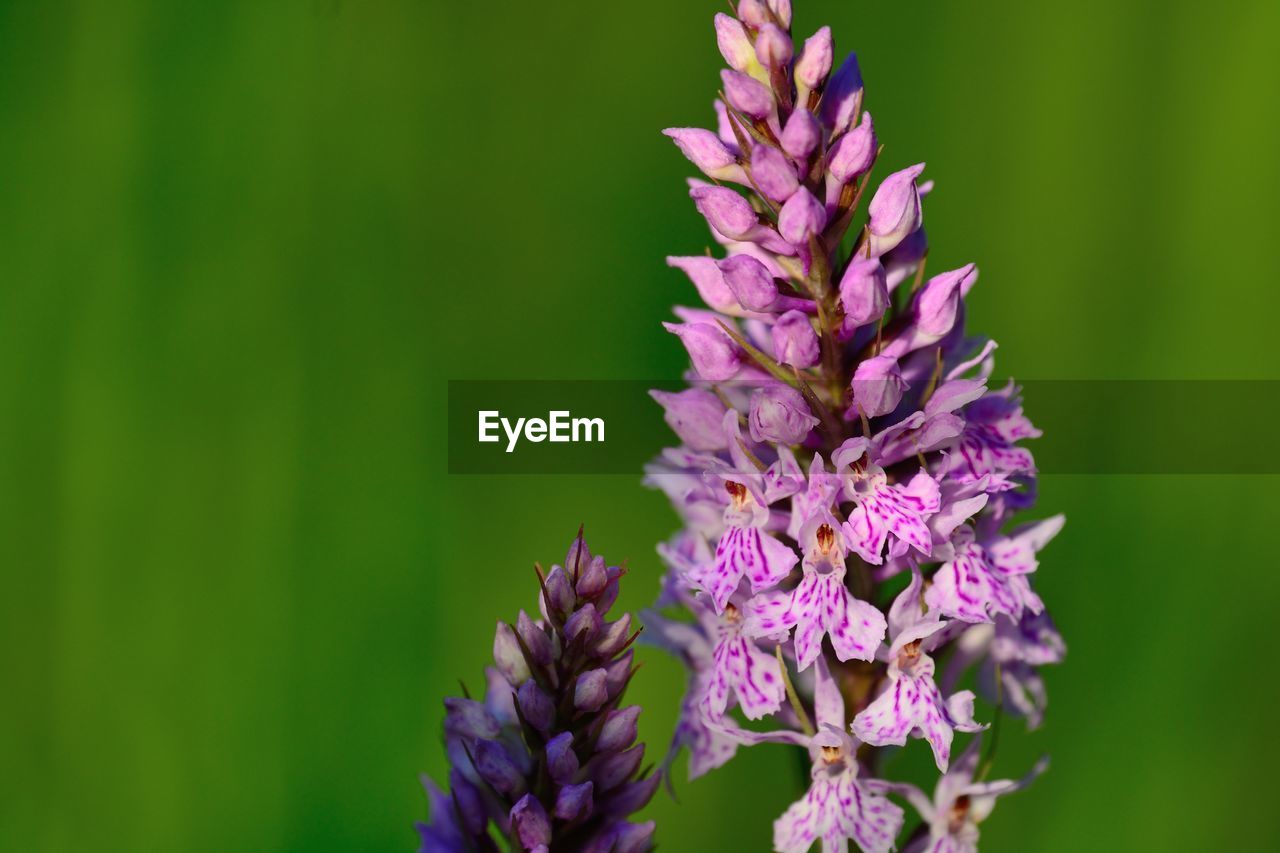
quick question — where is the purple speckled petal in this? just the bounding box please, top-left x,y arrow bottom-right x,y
773,767 -> 903,853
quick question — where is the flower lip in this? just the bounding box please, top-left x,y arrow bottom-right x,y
948,794 -> 972,834
724,479 -> 750,509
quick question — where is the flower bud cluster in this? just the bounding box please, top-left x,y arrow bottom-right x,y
419,533 -> 656,853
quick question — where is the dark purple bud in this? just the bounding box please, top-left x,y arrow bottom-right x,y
592,744 -> 646,791
690,185 -> 759,241
596,706 -> 642,754
443,697 -> 501,740
795,27 -> 833,95
772,310 -> 820,368
604,650 -> 634,697
448,768 -> 488,836
780,108 -> 821,162
714,12 -> 755,72
867,163 -> 924,256
820,53 -> 864,135
649,388 -> 729,451
754,23 -> 792,69
838,257 -> 889,333
574,668 -> 609,712
545,731 -> 580,783
516,610 -> 554,667
594,569 -> 622,616
509,794 -> 551,851
662,127 -> 742,182
517,680 -> 555,732
850,354 -> 907,418
749,143 -> 799,203
749,384 -> 819,445
666,255 -> 737,314
828,111 -> 876,185
721,69 -> 774,119
610,821 -> 657,853
493,620 -> 531,685
564,536 -> 592,574
593,613 -> 633,659
663,321 -> 741,381
575,556 -> 608,599
606,773 -> 661,816
554,781 -> 594,821
564,603 -> 602,645
719,253 -> 779,312
778,186 -> 826,246
541,565 -> 575,618
473,740 -> 525,796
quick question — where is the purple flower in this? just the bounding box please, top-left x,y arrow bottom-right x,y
774,658 -> 904,853
748,383 -> 819,445
884,740 -> 1047,853
749,512 -> 887,670
650,5 -> 1065,849
851,572 -> 985,771
418,533 -> 656,852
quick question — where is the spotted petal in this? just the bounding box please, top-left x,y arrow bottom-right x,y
703,525 -> 799,611
774,771 -> 904,853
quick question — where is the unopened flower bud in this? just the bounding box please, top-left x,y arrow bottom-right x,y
574,668 -> 609,712
721,69 -> 774,119
593,744 -> 646,791
754,23 -> 792,69
540,564 -> 574,618
608,774 -> 662,817
649,388 -> 729,451
820,52 -> 864,135
448,769 -> 487,836
750,143 -> 799,203
604,650 -> 634,697
915,263 -> 976,338
778,186 -> 826,246
749,384 -> 819,445
663,321 -> 741,381
516,609 -> 553,667
553,781 -> 594,821
737,0 -> 768,27
509,794 -> 551,851
794,26 -> 833,99
516,680 -> 555,732
828,111 -> 876,185
690,185 -> 759,241
666,255 -> 738,314
719,253 -> 779,312
575,556 -> 608,598
493,621 -> 531,685
545,731 -> 579,783
867,163 -> 924,257
443,697 -> 500,740
771,310 -> 820,368
597,705 -> 642,753
780,108 -> 821,162
563,603 -> 602,645
850,354 -> 907,418
662,127 -> 743,182
838,257 -> 889,334
594,613 -> 633,658
714,12 -> 756,73
769,0 -> 793,28
474,740 -> 525,796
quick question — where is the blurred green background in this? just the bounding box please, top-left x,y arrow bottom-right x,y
2,0 -> 1278,850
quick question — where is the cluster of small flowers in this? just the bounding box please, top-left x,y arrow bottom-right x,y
419,533 -> 657,853
644,2 -> 1064,850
